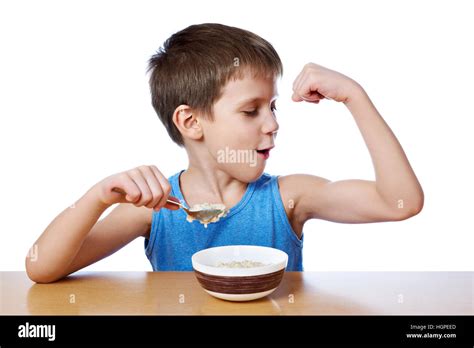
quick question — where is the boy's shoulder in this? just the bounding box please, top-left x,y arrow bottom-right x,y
265,174 -> 303,238
277,174 -> 330,237
278,173 -> 330,195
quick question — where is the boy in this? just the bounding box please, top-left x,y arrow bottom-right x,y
26,23 -> 423,283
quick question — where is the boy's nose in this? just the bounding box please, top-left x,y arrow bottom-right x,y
261,112 -> 279,135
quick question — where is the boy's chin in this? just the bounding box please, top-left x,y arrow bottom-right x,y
223,164 -> 266,183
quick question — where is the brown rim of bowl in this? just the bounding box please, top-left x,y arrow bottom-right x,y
193,268 -> 285,294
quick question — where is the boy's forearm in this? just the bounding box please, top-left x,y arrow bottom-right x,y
344,86 -> 424,214
26,185 -> 108,282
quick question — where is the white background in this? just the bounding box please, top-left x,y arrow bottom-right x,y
0,0 -> 472,272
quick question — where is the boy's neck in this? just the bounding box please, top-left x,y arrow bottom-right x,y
180,166 -> 248,209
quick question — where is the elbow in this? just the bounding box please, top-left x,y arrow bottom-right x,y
393,205 -> 423,221
26,269 -> 64,284
413,194 -> 424,216
25,258 -> 65,284
391,192 -> 424,221
409,189 -> 425,217
25,261 -> 47,283
410,184 -> 425,217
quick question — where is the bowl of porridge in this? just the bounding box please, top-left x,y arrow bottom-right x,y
191,245 -> 288,301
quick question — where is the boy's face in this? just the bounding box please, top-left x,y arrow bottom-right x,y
199,70 -> 279,183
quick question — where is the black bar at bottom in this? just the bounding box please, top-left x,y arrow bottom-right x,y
0,315 -> 472,346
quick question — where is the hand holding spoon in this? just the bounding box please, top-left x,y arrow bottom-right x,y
111,188 -> 227,227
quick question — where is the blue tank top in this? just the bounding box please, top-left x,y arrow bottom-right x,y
145,170 -> 303,271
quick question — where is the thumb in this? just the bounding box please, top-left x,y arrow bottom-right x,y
292,92 -> 303,102
163,195 -> 181,210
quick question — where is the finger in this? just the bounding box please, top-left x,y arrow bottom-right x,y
138,166 -> 164,209
294,73 -> 309,96
297,74 -> 323,100
128,168 -> 153,207
293,92 -> 322,104
293,66 -> 310,93
111,173 -> 141,203
292,69 -> 305,92
149,165 -> 172,210
291,92 -> 303,102
292,72 -> 309,102
301,92 -> 323,103
293,75 -> 316,102
296,75 -> 327,103
164,195 -> 181,210
316,91 -> 326,99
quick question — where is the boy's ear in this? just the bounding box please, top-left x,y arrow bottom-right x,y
172,105 -> 203,141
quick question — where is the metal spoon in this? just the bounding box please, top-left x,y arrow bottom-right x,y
166,199 -> 227,224
112,188 -> 227,225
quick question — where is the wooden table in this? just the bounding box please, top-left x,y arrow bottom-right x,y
1,272 -> 472,315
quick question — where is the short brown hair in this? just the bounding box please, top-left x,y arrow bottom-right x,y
147,23 -> 283,146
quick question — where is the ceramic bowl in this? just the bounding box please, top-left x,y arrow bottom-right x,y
191,245 -> 288,301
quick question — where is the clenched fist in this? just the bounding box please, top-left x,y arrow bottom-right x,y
292,63 -> 362,104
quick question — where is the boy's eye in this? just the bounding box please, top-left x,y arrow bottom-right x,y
242,102 -> 277,117
243,109 -> 258,117
271,103 -> 277,117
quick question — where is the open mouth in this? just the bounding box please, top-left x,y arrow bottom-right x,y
256,146 -> 274,159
